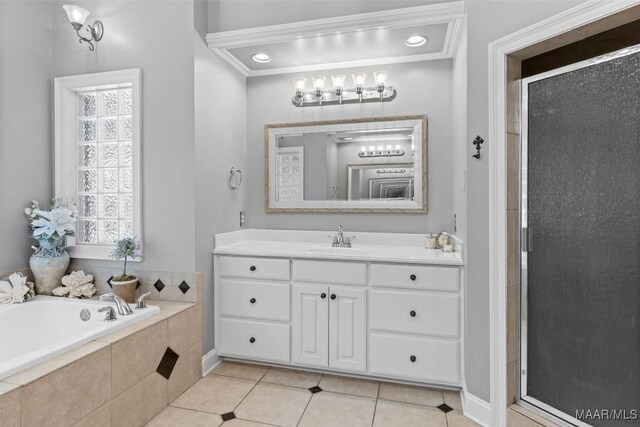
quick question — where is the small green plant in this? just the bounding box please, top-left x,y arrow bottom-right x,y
111,237 -> 140,281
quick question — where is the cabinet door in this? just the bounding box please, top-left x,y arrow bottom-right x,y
292,284 -> 329,367
329,286 -> 367,372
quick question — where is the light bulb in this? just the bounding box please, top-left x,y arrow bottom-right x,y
386,145 -> 392,151
293,77 -> 306,91
352,72 -> 366,86
395,145 -> 401,150
369,146 -> 375,152
313,75 -> 326,90
377,146 -> 383,152
331,75 -> 345,89
374,71 -> 388,85
361,147 -> 367,152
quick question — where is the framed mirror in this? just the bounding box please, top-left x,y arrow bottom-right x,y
265,115 -> 427,213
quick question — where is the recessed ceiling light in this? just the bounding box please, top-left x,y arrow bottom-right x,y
405,35 -> 428,47
252,53 -> 272,63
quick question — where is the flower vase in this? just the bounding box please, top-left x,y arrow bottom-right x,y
29,239 -> 70,296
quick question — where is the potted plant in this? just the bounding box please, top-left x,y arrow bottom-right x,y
110,236 -> 140,303
25,199 -> 77,295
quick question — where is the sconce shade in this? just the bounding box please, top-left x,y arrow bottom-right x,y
63,4 -> 90,25
313,75 -> 326,91
331,75 -> 346,89
374,71 -> 388,85
352,72 -> 366,86
293,77 -> 306,91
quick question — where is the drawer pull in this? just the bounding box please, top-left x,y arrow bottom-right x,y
410,310 -> 416,317
321,293 -> 327,299
410,355 -> 416,363
410,274 -> 417,281
249,265 -> 257,271
330,294 -> 337,300
250,298 -> 256,304
249,337 -> 256,343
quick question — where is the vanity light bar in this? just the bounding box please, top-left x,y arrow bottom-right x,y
376,168 -> 407,174
359,145 -> 405,158
292,72 -> 396,107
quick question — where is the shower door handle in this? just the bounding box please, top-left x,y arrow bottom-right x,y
521,227 -> 531,252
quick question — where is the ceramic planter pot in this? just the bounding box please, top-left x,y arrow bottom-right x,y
111,278 -> 137,303
30,238 -> 70,296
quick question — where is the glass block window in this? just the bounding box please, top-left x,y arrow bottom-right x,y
76,86 -> 135,245
275,147 -> 304,202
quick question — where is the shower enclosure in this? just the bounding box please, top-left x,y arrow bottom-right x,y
520,45 -> 640,426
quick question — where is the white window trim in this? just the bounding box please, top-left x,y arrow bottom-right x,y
54,68 -> 142,261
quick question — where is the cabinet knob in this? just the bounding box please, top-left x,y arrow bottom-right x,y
410,355 -> 416,363
249,265 -> 256,271
410,274 -> 416,281
250,298 -> 256,304
410,310 -> 416,317
330,294 -> 336,300
321,293 -> 327,299
249,337 -> 256,343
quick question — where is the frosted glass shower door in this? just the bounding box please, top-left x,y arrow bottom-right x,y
521,47 -> 640,426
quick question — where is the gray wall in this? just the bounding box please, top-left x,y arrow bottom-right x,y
194,34 -> 247,354
246,60 -> 454,232
0,1 -> 53,273
51,0 -> 197,273
464,0 -> 586,402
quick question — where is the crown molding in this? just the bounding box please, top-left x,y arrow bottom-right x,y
206,1 -> 465,77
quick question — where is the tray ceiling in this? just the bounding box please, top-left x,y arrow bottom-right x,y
206,2 -> 465,77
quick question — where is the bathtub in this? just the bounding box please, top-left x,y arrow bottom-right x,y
0,295 -> 160,381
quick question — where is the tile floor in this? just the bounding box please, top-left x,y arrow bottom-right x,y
147,361 -> 481,427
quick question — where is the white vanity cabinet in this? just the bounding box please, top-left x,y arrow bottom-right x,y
214,232 -> 464,388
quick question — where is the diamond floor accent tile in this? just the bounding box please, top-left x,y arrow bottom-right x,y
437,403 -> 453,413
178,280 -> 190,294
154,279 -> 166,292
107,276 -> 113,287
156,347 -> 179,379
221,412 -> 236,421
309,386 -> 323,394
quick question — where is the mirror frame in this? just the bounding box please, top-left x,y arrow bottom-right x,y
265,115 -> 427,213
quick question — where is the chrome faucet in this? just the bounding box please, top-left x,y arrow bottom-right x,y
99,293 -> 133,316
331,225 -> 354,248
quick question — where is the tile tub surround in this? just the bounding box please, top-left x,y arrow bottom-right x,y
0,300 -> 202,427
65,265 -> 202,304
151,361 -> 479,426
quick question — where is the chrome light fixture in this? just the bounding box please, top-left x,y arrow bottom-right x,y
63,4 -> 104,51
358,144 -> 405,158
291,71 -> 396,107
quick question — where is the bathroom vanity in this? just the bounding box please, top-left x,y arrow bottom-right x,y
213,229 -> 464,387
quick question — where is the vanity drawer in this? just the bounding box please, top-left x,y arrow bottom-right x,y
370,264 -> 459,291
293,260 -> 366,285
370,290 -> 459,338
220,318 -> 290,363
219,256 -> 290,281
369,333 -> 459,383
220,279 -> 290,322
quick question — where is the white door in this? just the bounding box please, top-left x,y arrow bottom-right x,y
292,284 -> 329,367
329,286 -> 367,372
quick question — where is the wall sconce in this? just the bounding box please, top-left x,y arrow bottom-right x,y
62,4 -> 104,51
291,71 -> 396,107
358,145 -> 405,158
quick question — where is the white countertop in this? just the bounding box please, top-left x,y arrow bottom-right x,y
213,230 -> 464,266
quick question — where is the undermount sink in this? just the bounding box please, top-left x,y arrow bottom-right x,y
304,246 -> 368,255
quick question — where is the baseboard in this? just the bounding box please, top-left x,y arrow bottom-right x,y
202,348 -> 221,376
462,387 -> 492,427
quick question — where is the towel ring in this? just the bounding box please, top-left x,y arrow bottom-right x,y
227,167 -> 243,189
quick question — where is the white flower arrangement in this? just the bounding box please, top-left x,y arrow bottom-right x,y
25,199 -> 78,242
0,272 -> 35,304
52,271 -> 97,299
